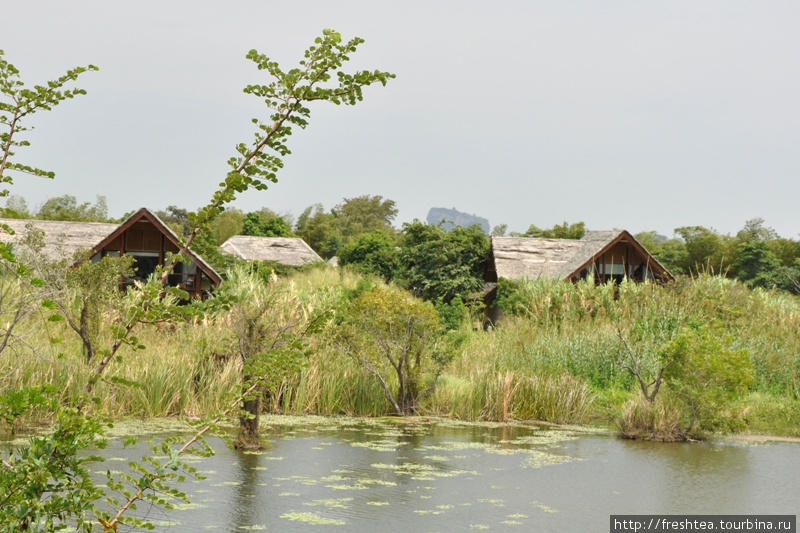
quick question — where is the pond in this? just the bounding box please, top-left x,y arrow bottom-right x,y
87,416 -> 799,532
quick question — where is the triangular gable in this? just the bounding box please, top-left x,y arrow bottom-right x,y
560,230 -> 673,282
92,208 -> 222,286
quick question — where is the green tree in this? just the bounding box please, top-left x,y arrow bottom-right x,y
336,286 -> 444,415
524,221 -> 587,239
35,194 -> 108,222
635,231 -> 688,275
1,29 -> 393,530
491,223 -> 507,237
731,241 -> 786,291
0,194 -> 29,218
399,221 -> 489,304
208,207 -> 245,244
333,194 -> 397,239
295,203 -> 341,258
674,226 -> 734,275
0,48 -> 109,533
154,205 -> 192,237
218,266 -> 321,448
768,237 -> 800,269
736,217 -> 777,243
242,210 -> 294,237
337,230 -> 400,281
0,248 -> 41,359
171,28 -> 393,451
662,323 -> 754,434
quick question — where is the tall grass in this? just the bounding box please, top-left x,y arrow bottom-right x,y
3,269 -> 800,436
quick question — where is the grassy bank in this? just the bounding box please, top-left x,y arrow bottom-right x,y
2,269 -> 799,439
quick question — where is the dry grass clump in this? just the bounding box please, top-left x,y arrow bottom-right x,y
616,395 -> 685,442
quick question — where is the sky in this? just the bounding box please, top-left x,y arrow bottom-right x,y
2,1 -> 799,238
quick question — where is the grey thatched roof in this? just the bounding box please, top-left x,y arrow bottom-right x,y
490,235 -> 587,280
490,230 -> 672,282
0,218 -> 119,261
220,236 -> 322,266
1,210 -> 222,286
494,230 -> 652,279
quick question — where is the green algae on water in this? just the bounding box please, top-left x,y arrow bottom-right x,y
280,511 -> 345,525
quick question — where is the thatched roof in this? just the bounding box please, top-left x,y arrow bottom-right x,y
0,218 -> 118,260
489,230 -> 672,281
220,236 -> 322,266
1,209 -> 222,286
490,236 -> 586,280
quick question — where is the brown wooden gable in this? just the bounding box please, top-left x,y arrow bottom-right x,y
91,208 -> 221,296
563,230 -> 673,284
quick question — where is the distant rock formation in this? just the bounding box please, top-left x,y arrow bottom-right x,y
426,207 -> 490,233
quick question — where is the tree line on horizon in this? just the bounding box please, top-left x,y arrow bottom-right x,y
2,193 -> 800,296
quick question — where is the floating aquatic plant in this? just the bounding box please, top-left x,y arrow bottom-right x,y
303,497 -> 353,509
531,501 -> 558,513
280,511 -> 345,525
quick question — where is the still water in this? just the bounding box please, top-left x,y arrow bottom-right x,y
92,416 -> 797,532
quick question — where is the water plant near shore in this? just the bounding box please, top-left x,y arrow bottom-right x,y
3,270 -> 800,442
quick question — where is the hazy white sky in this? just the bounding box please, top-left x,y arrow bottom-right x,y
2,1 -> 799,238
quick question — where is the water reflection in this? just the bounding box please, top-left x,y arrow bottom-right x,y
7,418 -> 796,532
229,450 -> 263,530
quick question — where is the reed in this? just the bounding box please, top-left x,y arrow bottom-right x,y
616,394 -> 685,441
4,269 -> 800,436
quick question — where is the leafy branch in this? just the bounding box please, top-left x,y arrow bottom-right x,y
0,49 -> 98,197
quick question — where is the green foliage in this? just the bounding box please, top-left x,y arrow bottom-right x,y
399,220 -> 489,304
434,296 -> 468,331
218,265 -> 325,445
333,194 -> 397,239
187,224 -> 239,273
242,210 -> 294,237
0,194 -> 30,218
0,408 -> 108,532
31,250 -> 136,362
0,385 -> 56,436
661,323 -> 754,434
731,241 -> 787,291
295,203 -> 341,258
0,50 -> 98,197
0,28 -> 393,530
674,225 -> 734,275
491,224 -> 507,237
337,230 -> 400,281
207,207 -> 245,244
336,286 -> 445,414
191,29 -> 394,246
634,231 -> 688,275
154,205 -> 191,236
295,195 -> 398,258
35,194 -> 108,222
639,218 -> 800,292
494,276 -> 614,325
0,253 -> 43,358
617,393 -> 684,441
524,221 -> 587,239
